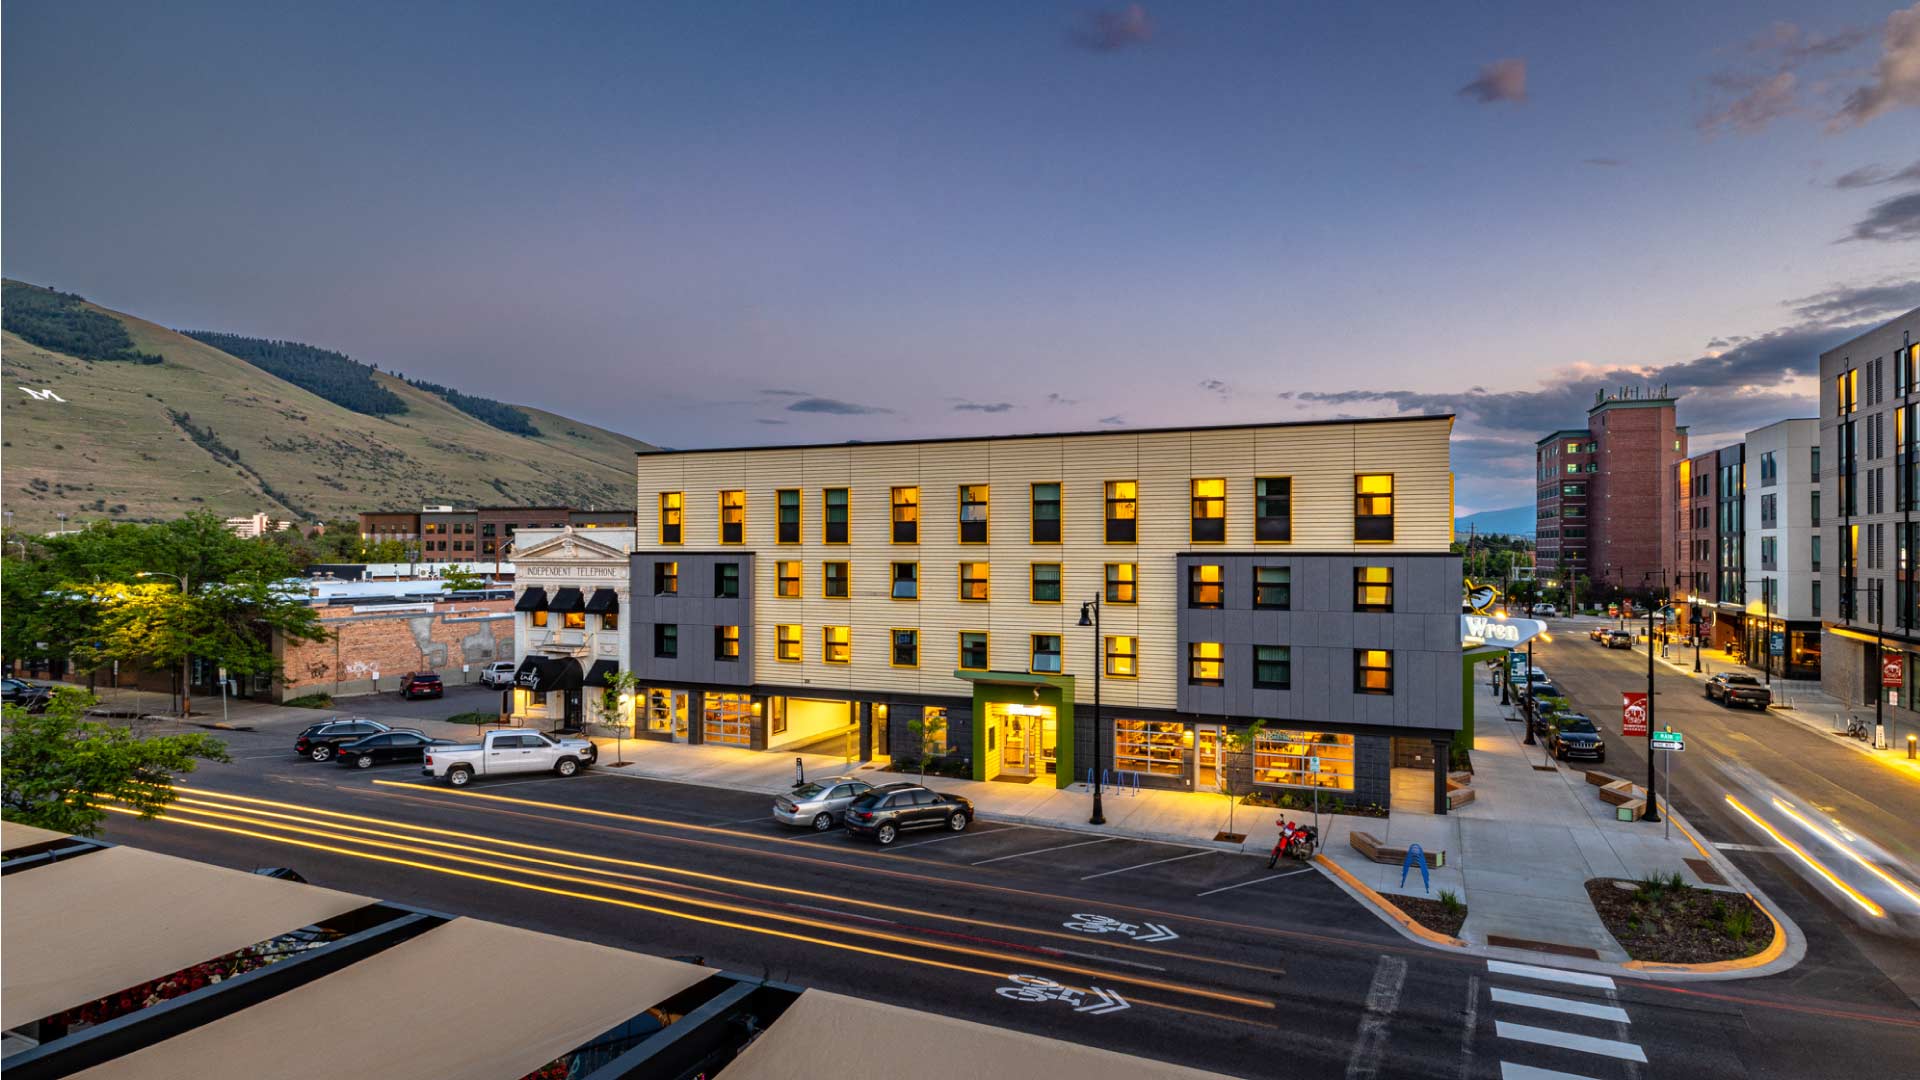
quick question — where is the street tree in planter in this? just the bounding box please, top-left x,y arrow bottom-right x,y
1218,719 -> 1266,841
906,710 -> 949,781
3,689 -> 230,836
598,668 -> 643,766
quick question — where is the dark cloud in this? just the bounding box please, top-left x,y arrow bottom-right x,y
1697,71 -> 1798,134
953,401 -> 1015,413
1199,378 -> 1232,398
1098,415 -> 1127,426
760,388 -> 808,397
1584,157 -> 1625,167
1457,58 -> 1527,105
1044,392 -> 1079,406
1833,159 -> 1920,189
1789,278 -> 1920,323
755,418 -> 789,426
1070,4 -> 1153,52
786,397 -> 893,415
1830,4 -> 1920,130
1843,191 -> 1920,243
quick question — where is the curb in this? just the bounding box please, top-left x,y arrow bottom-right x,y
1313,851 -> 1467,948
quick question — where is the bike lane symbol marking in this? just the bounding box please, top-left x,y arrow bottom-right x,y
994,974 -> 1130,1014
1062,912 -> 1179,944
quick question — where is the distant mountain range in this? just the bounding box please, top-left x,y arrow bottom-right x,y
1,281 -> 654,529
1455,505 -> 1533,538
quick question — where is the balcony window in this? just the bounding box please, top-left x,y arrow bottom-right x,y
1188,642 -> 1224,685
714,625 -> 739,661
891,486 -> 918,543
653,560 -> 677,595
1190,478 -> 1225,542
959,484 -> 990,543
959,631 -> 989,671
891,628 -> 918,668
1255,477 -> 1291,541
777,489 -> 801,544
823,625 -> 850,664
891,561 -> 918,600
719,490 -> 746,544
1030,634 -> 1062,674
659,493 -> 682,544
654,624 -> 678,659
1105,635 -> 1137,678
1355,649 -> 1393,694
1030,562 -> 1061,603
1354,566 -> 1393,612
1105,563 -> 1137,604
824,488 -> 849,544
1254,566 -> 1291,610
1355,474 -> 1394,542
776,624 -> 802,662
1188,564 -> 1223,608
1031,483 -> 1061,543
776,560 -> 802,599
715,563 -> 740,598
1105,481 -> 1137,543
959,562 -> 990,601
823,561 -> 849,598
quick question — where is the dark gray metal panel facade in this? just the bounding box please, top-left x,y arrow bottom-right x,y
1174,553 -> 1463,734
628,552 -> 756,687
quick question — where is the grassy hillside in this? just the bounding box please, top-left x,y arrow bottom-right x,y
1,288 -> 652,529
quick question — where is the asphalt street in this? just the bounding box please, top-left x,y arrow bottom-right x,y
100,712 -> 1920,1079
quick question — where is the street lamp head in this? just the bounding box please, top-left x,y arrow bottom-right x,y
1078,602 -> 1095,627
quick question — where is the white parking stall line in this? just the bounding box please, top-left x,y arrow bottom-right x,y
1194,866 -> 1313,896
1486,960 -> 1616,991
1498,1064 -> 1606,1080
971,837 -> 1115,865
1494,1021 -> 1646,1063
1080,849 -> 1214,880
893,825 -> 1018,848
1488,988 -> 1629,1024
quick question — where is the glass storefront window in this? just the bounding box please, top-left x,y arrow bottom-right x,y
703,692 -> 753,746
645,688 -> 673,733
1253,730 -> 1355,791
1114,719 -> 1186,777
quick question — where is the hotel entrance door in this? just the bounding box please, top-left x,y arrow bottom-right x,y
1002,713 -> 1038,778
1195,724 -> 1222,792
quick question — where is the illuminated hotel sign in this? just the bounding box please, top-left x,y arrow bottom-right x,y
1461,614 -> 1546,649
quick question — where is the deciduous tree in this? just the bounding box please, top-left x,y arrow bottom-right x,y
2,690 -> 230,836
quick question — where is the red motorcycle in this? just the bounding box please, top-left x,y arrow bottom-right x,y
1268,818 -> 1319,868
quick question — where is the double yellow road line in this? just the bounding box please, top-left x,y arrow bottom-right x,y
114,785 -> 1276,1020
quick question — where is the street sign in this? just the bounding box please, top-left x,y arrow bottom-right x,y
1607,604 -> 1618,617
1622,691 -> 1649,737
1770,632 -> 1786,657
1650,729 -> 1685,752
1507,653 -> 1527,682
1883,654 -> 1904,689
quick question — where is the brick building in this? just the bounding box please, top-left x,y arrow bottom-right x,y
1533,429 -> 1594,587
1535,388 -> 1686,604
274,597 -> 515,701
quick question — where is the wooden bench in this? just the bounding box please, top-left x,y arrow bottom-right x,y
1585,769 -> 1629,788
1613,799 -> 1647,821
1597,779 -> 1643,807
1444,774 -> 1477,810
1350,830 -> 1443,869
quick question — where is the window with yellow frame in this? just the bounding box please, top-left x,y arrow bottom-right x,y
719,490 -> 746,544
775,624 -> 802,662
1105,562 -> 1137,604
959,485 -> 989,543
891,486 -> 918,543
822,561 -> 849,599
823,488 -> 849,544
1105,481 -> 1137,543
890,628 -> 919,668
1030,562 -> 1061,603
1190,478 -> 1225,542
775,560 -> 802,599
1354,474 -> 1393,542
659,492 -> 682,545
959,561 -> 990,601
1030,483 -> 1061,543
822,625 -> 850,664
1104,635 -> 1137,678
958,631 -> 989,670
1030,634 -> 1062,674
776,489 -> 801,544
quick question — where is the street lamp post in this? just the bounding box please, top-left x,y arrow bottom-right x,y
1078,597 -> 1105,826
1523,637 -> 1537,746
1640,571 -> 1664,824
136,571 -> 190,718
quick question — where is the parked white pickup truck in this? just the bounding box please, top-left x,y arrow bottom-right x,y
422,729 -> 597,786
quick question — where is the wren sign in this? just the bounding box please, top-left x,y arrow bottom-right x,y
1460,615 -> 1547,649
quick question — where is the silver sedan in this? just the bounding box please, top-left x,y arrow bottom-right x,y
773,776 -> 876,831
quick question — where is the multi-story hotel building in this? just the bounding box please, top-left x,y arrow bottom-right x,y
1820,307 -> 1920,717
1535,389 -> 1687,601
1534,429 -> 1594,586
621,416 -> 1464,812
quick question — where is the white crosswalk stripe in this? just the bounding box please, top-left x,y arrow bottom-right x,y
1489,988 -> 1631,1024
1486,960 -> 1616,990
1499,1064 -> 1607,1080
1484,960 -> 1647,1077
1495,1021 -> 1648,1063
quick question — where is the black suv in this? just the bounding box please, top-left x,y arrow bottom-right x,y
843,782 -> 973,845
295,719 -> 392,762
333,729 -> 453,769
1547,714 -> 1605,761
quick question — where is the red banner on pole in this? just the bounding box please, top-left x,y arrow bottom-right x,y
1883,654 -> 1903,689
1622,691 -> 1649,737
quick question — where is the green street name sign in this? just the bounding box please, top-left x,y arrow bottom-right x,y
1650,730 -> 1685,751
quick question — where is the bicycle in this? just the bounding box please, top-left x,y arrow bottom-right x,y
1844,715 -> 1872,741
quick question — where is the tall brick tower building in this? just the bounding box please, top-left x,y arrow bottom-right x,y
1536,387 -> 1687,601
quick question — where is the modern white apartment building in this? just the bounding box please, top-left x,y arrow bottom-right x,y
1741,418 -> 1823,678
619,416 -> 1465,812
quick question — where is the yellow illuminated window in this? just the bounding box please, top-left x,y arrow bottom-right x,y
823,625 -> 850,664
1188,564 -> 1223,608
719,490 -> 746,544
564,611 -> 585,630
959,485 -> 990,543
1105,481 -> 1138,542
653,560 -> 677,595
959,561 -> 990,601
1254,730 -> 1354,791
531,609 -> 549,628
1188,642 -> 1223,685
714,625 -> 740,660
1105,635 -> 1137,678
776,624 -> 802,662
1355,474 -> 1394,542
776,560 -> 802,598
1191,478 -> 1225,542
1356,649 -> 1393,694
1105,562 -> 1137,604
659,492 -> 682,545
1354,566 -> 1393,611
776,489 -> 801,544
891,486 -> 919,543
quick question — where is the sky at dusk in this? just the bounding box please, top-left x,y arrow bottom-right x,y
6,1 -> 1920,514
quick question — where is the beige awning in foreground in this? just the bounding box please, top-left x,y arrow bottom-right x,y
720,989 -> 1238,1080
77,918 -> 711,1080
2,845 -> 371,1029
1,820 -> 71,852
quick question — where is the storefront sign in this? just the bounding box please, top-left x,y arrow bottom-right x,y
1884,654 -> 1904,688
994,974 -> 1130,1015
1063,913 -> 1178,943
1622,691 -> 1649,737
1461,615 -> 1547,648
1770,632 -> 1786,657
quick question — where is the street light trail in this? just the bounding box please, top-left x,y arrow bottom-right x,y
1723,795 -> 1884,918
129,798 -> 1276,1012
1768,797 -> 1920,910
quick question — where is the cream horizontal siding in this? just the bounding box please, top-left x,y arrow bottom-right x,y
633,417 -> 1453,707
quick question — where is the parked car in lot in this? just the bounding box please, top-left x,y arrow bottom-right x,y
843,782 -> 973,845
400,671 -> 444,700
1548,714 -> 1606,761
295,719 -> 392,762
1525,674 -> 1562,698
478,661 -> 518,688
1605,629 -> 1635,649
334,729 -> 455,769
2,677 -> 52,712
775,776 -> 877,831
1706,672 -> 1771,709
423,728 -> 596,786
1531,603 -> 1560,618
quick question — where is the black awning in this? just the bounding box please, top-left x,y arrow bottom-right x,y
584,660 -> 620,688
513,655 -> 583,693
548,587 -> 585,613
583,588 -> 619,615
514,587 -> 549,613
